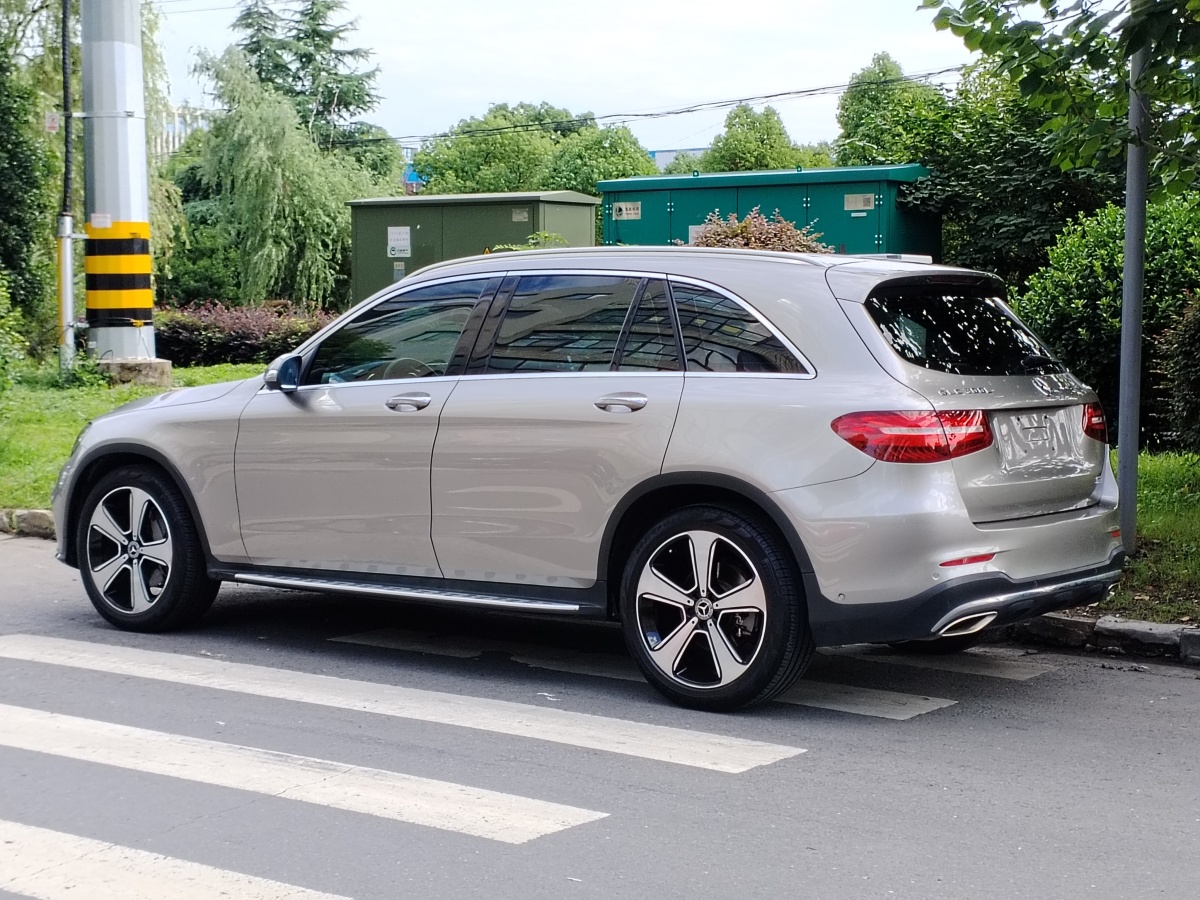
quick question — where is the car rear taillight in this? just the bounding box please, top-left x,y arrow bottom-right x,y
1082,402 -> 1108,444
831,410 -> 994,463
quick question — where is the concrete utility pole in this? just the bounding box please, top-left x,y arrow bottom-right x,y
57,0 -> 75,371
1117,47 -> 1149,555
81,0 -> 165,376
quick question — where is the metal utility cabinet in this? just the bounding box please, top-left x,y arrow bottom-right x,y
596,165 -> 939,258
348,191 -> 600,302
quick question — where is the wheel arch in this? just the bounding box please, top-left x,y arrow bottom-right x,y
599,472 -> 815,619
63,444 -> 214,569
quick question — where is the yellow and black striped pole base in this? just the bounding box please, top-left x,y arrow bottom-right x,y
84,221 -> 153,328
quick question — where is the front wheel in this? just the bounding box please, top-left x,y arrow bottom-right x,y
620,505 -> 813,711
76,465 -> 219,632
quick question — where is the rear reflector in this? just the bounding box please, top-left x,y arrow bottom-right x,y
940,553 -> 997,567
831,410 -> 994,463
1083,402 -> 1108,444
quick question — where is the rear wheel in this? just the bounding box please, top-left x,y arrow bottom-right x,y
620,505 -> 813,711
76,466 -> 219,632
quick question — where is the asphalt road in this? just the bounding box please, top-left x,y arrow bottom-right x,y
1,533 -> 1198,899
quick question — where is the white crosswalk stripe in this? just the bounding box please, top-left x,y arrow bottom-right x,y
0,704 -> 606,844
331,628 -> 960,721
0,634 -> 804,772
0,819 -> 349,900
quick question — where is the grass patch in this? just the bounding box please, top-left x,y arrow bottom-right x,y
1098,451 -> 1200,624
0,361 -> 261,510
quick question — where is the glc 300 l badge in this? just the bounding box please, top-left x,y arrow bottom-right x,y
937,387 -> 996,396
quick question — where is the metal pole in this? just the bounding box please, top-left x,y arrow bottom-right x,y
1118,47 -> 1149,554
58,0 -> 75,370
81,0 -> 155,361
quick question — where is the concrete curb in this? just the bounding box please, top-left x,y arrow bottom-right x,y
1007,613 -> 1200,667
2,507 -> 1197,666
0,508 -> 55,540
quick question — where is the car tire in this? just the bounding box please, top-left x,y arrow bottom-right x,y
76,465 -> 219,632
888,632 -> 987,655
619,505 -> 813,711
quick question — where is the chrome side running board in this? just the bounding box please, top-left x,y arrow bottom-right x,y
232,573 -> 583,613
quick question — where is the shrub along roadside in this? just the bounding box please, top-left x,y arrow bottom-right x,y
155,302 -> 333,368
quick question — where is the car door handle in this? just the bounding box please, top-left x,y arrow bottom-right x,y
594,392 -> 648,414
385,392 -> 432,412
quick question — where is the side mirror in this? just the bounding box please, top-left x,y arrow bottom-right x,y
264,355 -> 302,393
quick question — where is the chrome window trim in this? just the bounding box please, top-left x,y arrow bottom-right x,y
258,374 -> 460,395
667,274 -> 817,379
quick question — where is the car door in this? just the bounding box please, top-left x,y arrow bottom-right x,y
234,276 -> 499,576
430,272 -> 685,587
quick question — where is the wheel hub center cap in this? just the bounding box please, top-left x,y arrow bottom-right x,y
127,542 -> 141,559
695,599 -> 714,621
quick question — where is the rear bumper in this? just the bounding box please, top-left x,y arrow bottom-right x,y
808,550 -> 1125,646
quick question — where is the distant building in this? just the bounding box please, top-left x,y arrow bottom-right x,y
648,148 -> 708,172
151,105 -> 213,160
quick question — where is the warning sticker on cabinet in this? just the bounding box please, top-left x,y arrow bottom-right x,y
844,193 -> 876,211
387,226 -> 412,258
613,202 -> 642,221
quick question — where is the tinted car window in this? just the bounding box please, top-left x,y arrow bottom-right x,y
305,279 -> 494,385
487,274 -> 642,373
616,280 -> 681,372
672,283 -> 807,374
864,287 -> 1067,376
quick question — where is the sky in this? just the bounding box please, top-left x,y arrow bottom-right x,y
153,0 -> 978,153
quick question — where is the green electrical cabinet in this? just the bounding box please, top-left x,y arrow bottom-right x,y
348,191 -> 600,302
597,165 -> 939,259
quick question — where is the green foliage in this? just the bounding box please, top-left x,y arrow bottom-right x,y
154,301 -> 332,367
0,271 -> 27,394
1015,197 -> 1200,447
689,207 -> 832,253
662,151 -> 703,175
490,232 -> 569,252
793,141 -> 835,169
233,0 -> 380,149
544,126 -> 656,196
1161,293 -> 1200,452
413,102 -> 587,193
699,105 -> 806,172
197,48 -> 377,309
835,52 -> 949,167
0,50 -> 53,337
156,199 -> 241,305
922,0 -> 1200,195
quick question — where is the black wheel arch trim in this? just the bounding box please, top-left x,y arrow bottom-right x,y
598,472 -> 817,619
62,442 -> 216,569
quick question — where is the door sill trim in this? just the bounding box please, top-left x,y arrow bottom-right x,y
231,573 -> 583,613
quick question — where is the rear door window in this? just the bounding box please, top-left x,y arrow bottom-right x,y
864,287 -> 1066,376
485,274 -> 643,373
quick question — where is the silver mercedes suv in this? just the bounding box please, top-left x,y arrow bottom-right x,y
52,247 -> 1124,711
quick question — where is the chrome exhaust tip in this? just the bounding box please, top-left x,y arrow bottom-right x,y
938,611 -> 998,638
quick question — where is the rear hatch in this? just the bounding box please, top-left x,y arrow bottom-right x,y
840,275 -> 1107,524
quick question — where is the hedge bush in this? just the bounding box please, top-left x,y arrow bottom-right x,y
0,272 -> 27,395
1014,197 -> 1200,448
155,302 -> 334,368
689,207 -> 832,253
1162,292 -> 1200,453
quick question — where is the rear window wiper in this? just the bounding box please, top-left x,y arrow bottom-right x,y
1019,353 -> 1060,372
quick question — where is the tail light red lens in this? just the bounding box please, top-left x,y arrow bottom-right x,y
831,410 -> 994,463
1082,402 -> 1108,444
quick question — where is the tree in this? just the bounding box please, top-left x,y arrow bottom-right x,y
233,0 -> 379,148
196,49 -> 376,309
921,0 -> 1200,193
412,102 -> 589,194
700,105 -> 803,172
835,52 -> 948,166
543,125 -> 657,196
0,51 -> 52,332
662,150 -> 703,175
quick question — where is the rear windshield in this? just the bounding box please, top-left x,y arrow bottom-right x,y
864,287 -> 1067,376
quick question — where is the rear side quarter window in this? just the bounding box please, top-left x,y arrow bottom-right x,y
671,283 -> 808,375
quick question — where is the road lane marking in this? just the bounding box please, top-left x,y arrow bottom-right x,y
0,818 -> 348,900
823,645 -> 1055,681
777,681 -> 956,720
0,704 -> 604,844
0,635 -> 803,773
332,629 -> 956,720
